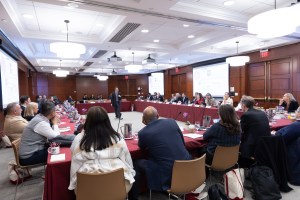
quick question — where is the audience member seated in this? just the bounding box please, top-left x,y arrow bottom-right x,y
191,92 -> 199,104
146,93 -> 153,101
194,93 -> 205,105
129,106 -> 191,199
275,122 -> 300,185
23,102 -> 39,121
19,101 -> 60,165
82,94 -> 88,101
67,96 -> 74,103
221,92 -> 233,106
169,93 -> 175,103
235,95 -> 246,111
68,106 -> 135,193
279,93 -> 299,113
152,92 -> 158,101
90,94 -> 96,100
239,96 -> 271,167
97,94 -> 103,100
205,93 -> 216,107
203,104 -> 241,165
181,93 -> 189,104
156,92 -> 164,102
4,102 -> 28,142
173,93 -> 182,103
20,95 -> 31,118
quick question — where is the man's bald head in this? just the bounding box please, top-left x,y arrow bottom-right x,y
142,106 -> 159,125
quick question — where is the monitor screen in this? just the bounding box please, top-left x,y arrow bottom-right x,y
0,48 -> 19,109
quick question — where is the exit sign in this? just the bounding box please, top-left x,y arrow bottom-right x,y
260,49 -> 269,58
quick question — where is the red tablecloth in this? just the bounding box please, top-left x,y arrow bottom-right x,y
270,119 -> 292,131
134,101 -> 243,124
43,132 -> 206,200
76,101 -> 132,114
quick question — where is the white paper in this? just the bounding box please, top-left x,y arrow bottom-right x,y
184,133 -> 203,139
50,154 -> 65,162
59,127 -> 71,132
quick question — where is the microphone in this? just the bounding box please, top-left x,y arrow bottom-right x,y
175,111 -> 182,121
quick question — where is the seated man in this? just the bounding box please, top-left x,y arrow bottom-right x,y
4,102 -> 28,142
275,122 -> 300,185
239,96 -> 271,167
19,101 -> 60,165
129,106 -> 191,199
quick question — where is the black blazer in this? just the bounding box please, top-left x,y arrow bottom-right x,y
282,101 -> 299,113
182,97 -> 189,104
111,92 -> 121,106
240,108 -> 271,158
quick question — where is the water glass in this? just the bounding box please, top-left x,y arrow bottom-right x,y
194,121 -> 200,130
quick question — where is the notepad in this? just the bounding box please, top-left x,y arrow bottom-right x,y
50,154 -> 65,162
184,134 -> 203,139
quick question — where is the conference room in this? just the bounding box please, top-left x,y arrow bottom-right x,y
1,0 -> 300,199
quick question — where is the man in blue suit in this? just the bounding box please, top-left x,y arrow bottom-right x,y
129,106 -> 191,199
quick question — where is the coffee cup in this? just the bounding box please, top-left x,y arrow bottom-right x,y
48,146 -> 60,155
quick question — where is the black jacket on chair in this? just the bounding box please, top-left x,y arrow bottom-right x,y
255,136 -> 293,192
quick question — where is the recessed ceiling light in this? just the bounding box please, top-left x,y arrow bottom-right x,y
141,29 -> 149,33
183,24 -> 190,27
153,39 -> 160,43
223,0 -> 235,6
96,23 -> 104,27
187,35 -> 195,38
22,14 -> 33,19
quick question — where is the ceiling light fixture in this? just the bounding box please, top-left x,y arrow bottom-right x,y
183,24 -> 190,27
53,60 -> 69,77
50,20 -> 86,58
248,1 -> 299,38
226,41 -> 250,67
142,54 -> 156,65
22,14 -> 33,19
153,39 -> 160,43
107,51 -> 122,62
125,52 -> 142,73
141,29 -> 149,33
187,35 -> 195,38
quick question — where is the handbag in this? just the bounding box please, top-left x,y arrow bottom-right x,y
224,168 -> 244,200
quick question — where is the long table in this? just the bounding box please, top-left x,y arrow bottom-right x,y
76,101 -> 132,114
43,119 -> 206,200
134,100 -> 243,124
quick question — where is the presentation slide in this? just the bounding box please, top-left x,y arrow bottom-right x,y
193,62 -> 229,97
0,49 -> 19,109
148,72 -> 164,95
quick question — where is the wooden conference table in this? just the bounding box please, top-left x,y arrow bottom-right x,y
43,119 -> 206,200
76,100 -> 131,114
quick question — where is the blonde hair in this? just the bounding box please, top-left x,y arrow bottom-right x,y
24,102 -> 38,117
284,93 -> 296,102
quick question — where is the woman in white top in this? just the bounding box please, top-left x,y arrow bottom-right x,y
68,106 -> 135,193
221,92 -> 233,106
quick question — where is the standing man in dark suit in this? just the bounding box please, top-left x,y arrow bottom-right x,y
111,87 -> 122,119
239,96 -> 271,167
129,106 -> 191,199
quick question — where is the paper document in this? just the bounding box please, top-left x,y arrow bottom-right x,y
59,127 -> 71,132
50,154 -> 65,162
184,133 -> 203,139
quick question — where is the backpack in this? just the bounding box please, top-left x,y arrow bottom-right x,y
208,184 -> 229,200
249,165 -> 281,200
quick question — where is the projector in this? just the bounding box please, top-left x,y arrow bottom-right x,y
142,54 -> 156,65
107,51 -> 122,62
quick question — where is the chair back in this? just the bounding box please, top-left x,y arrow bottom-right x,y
76,168 -> 127,200
170,154 -> 206,194
11,138 -> 21,167
211,145 -> 240,171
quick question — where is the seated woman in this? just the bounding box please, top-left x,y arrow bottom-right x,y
68,106 -> 135,193
221,92 -> 233,106
203,104 -> 241,165
23,102 -> 39,121
194,93 -> 205,105
205,93 -> 216,107
279,93 -> 299,113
